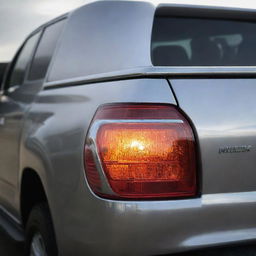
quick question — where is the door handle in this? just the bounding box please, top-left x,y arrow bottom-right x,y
0,117 -> 5,126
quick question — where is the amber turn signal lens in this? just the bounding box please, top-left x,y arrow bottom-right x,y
85,104 -> 197,199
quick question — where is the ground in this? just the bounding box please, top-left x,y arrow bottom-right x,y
1,227 -> 256,256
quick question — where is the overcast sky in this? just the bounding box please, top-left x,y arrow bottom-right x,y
0,0 -> 91,62
1,0 -> 256,63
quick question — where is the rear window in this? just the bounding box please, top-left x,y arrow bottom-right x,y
151,16 -> 256,66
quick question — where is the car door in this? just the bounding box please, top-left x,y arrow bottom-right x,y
0,19 -> 66,216
0,31 -> 41,213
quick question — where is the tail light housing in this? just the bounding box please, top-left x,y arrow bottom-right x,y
84,104 -> 197,200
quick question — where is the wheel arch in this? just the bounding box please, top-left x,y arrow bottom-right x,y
20,168 -> 48,227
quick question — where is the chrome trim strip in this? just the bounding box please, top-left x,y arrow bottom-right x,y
94,119 -> 184,124
44,66 -> 256,89
0,205 -> 21,225
203,191 -> 256,205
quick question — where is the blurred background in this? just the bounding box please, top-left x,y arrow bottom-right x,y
0,0 -> 91,85
0,0 -> 92,63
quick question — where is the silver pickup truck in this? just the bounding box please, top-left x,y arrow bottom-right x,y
1,1 -> 256,255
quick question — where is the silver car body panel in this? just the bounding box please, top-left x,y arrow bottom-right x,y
47,1 -> 155,82
21,78 -> 256,255
1,1 -> 256,255
170,78 -> 256,194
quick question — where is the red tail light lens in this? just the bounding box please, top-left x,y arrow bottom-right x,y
84,104 -> 197,199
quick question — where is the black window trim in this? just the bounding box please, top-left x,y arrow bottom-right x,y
4,30 -> 42,92
155,5 -> 256,21
44,17 -> 67,84
27,17 -> 67,83
3,16 -> 67,93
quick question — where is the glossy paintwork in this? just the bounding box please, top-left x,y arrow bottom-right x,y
20,78 -> 256,255
45,66 -> 256,90
1,1 -> 256,255
170,79 -> 256,194
47,1 -> 155,82
0,81 -> 43,219
20,79 -> 177,255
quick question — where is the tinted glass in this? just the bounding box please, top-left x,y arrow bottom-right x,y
0,63 -> 8,86
28,20 -> 65,81
8,33 -> 40,88
152,17 -> 256,66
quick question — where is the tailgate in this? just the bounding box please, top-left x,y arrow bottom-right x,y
170,78 -> 256,194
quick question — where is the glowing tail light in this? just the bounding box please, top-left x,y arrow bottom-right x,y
84,104 -> 197,199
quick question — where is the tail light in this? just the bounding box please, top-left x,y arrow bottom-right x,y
84,104 -> 197,200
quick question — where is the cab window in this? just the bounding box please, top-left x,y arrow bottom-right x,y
7,32 -> 40,89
